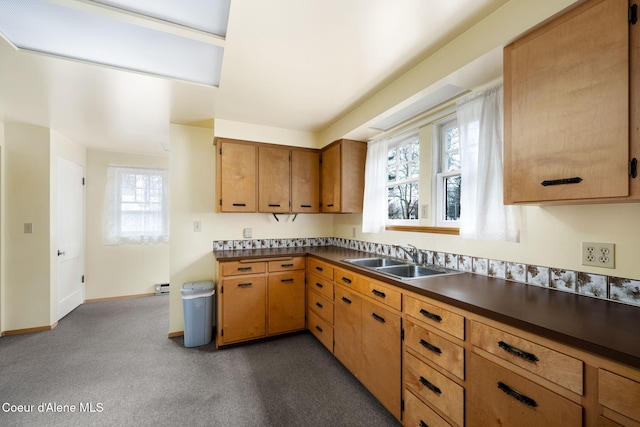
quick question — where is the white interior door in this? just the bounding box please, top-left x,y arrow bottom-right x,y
57,157 -> 84,320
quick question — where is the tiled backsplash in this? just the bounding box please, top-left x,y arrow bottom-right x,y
213,237 -> 640,308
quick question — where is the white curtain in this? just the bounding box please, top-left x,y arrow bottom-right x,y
104,166 -> 170,245
457,84 -> 520,242
362,137 -> 388,233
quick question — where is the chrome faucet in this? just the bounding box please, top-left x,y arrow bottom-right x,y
395,244 -> 421,264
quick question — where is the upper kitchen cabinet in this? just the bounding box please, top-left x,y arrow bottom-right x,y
321,139 -> 367,213
291,148 -> 320,213
503,0 -> 639,204
258,145 -> 290,213
216,138 -> 257,212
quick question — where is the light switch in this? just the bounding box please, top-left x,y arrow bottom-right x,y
194,221 -> 201,232
24,223 -> 33,234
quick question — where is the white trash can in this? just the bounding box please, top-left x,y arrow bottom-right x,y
181,281 -> 215,347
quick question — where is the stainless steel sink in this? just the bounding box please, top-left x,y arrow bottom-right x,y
376,264 -> 450,279
343,257 -> 405,268
343,257 -> 462,280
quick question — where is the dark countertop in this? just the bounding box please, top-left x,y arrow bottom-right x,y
213,245 -> 640,369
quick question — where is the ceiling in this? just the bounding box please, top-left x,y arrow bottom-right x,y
0,0 -> 509,154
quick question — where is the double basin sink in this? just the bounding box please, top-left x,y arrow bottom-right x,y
342,256 -> 462,280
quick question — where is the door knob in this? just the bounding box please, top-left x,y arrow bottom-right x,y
57,250 -> 65,256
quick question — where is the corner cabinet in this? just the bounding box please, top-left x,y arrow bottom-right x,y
320,139 -> 367,213
503,0 -> 640,204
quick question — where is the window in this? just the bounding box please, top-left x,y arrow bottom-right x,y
104,166 -> 169,244
435,117 -> 461,227
387,133 -> 420,222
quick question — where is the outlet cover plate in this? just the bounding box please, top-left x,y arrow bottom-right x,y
582,242 -> 615,268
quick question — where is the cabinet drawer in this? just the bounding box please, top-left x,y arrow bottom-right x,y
404,389 -> 454,427
308,310 -> 333,352
357,277 -> 401,311
220,260 -> 266,276
308,290 -> 334,325
334,268 -> 357,289
307,272 -> 334,301
405,295 -> 464,340
599,369 -> 640,422
471,321 -> 583,395
268,257 -> 305,272
404,351 -> 464,427
405,320 -> 464,380
467,353 -> 582,427
308,258 -> 334,281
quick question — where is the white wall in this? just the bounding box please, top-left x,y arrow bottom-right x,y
168,122 -> 333,334
85,149 -> 169,300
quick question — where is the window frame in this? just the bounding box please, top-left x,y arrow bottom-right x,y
433,116 -> 461,228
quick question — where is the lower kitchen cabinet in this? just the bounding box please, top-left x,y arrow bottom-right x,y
267,270 -> 305,335
219,275 -> 267,344
467,352 -> 582,427
334,285 -> 362,378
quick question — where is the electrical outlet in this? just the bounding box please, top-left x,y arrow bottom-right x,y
243,228 -> 252,238
582,242 -> 615,268
421,204 -> 428,219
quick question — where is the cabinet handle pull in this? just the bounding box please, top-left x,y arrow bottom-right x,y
371,289 -> 386,298
419,308 -> 442,322
237,266 -> 252,272
315,282 -> 323,288
268,204 -> 281,207
281,263 -> 294,267
301,205 -> 312,208
315,325 -> 323,333
327,204 -> 334,207
419,421 -> 429,427
315,266 -> 324,272
232,203 -> 247,207
341,296 -> 352,305
498,341 -> 539,363
371,313 -> 386,323
419,376 -> 442,395
281,278 -> 294,283
315,302 -> 323,309
237,283 -> 253,287
419,339 -> 442,355
341,277 -> 352,284
540,177 -> 582,186
497,382 -> 538,408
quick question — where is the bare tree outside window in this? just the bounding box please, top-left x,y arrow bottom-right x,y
387,134 -> 419,220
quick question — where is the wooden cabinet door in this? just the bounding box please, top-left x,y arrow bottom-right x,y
258,145 -> 290,213
321,142 -> 341,212
361,299 -> 401,420
334,285 -> 362,378
339,139 -> 367,213
267,271 -> 305,335
291,149 -> 320,212
217,139 -> 257,212
467,353 -> 582,427
220,276 -> 266,344
504,0 -> 630,203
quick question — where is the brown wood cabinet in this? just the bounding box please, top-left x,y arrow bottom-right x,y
291,148 -> 320,213
334,284 -> 363,377
320,139 -> 367,213
504,0 -> 639,204
306,258 -> 335,352
258,145 -> 290,213
216,257 -> 306,347
216,138 -> 257,212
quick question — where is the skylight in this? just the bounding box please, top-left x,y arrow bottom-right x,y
0,0 -> 230,86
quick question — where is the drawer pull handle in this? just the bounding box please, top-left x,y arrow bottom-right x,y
281,263 -> 294,267
237,283 -> 253,287
419,339 -> 442,355
300,204 -> 312,208
315,282 -> 324,288
315,302 -> 323,309
498,341 -> 539,363
371,289 -> 386,298
541,177 -> 582,186
232,203 -> 247,207
281,278 -> 294,283
419,376 -> 442,395
315,325 -> 323,333
315,266 -> 324,272
371,313 -> 386,323
341,277 -> 352,284
497,382 -> 538,408
419,421 -> 429,427
341,296 -> 352,305
327,204 -> 334,207
237,267 -> 252,272
268,204 -> 281,207
419,308 -> 442,323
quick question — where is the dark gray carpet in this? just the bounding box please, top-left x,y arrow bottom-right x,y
0,296 -> 402,427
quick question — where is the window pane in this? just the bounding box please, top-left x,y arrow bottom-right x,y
444,175 -> 461,221
388,183 -> 419,220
